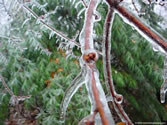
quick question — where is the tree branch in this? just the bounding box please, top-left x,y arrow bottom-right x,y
90,65 -> 109,125
106,0 -> 167,51
103,6 -> 133,125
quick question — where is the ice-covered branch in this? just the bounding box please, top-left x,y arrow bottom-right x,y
20,4 -> 80,48
106,0 -> 167,51
102,5 -> 133,125
81,0 -> 88,8
79,0 -> 101,52
84,63 -> 115,125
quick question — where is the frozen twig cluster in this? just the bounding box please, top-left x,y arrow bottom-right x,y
0,75 -> 31,105
0,75 -> 31,124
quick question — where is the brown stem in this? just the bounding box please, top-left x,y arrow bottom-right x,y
106,0 -> 167,51
103,6 -> 133,125
90,65 -> 109,125
84,0 -> 97,50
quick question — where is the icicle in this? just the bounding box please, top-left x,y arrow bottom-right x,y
36,18 -> 41,25
21,18 -> 31,28
77,8 -> 86,18
60,68 -> 86,122
160,55 -> 167,103
49,31 -> 55,39
75,1 -> 82,9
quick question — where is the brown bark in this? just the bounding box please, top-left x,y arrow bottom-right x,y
106,0 -> 167,51
103,7 -> 133,125
90,67 -> 110,125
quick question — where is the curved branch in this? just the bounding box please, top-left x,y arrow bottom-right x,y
102,6 -> 133,125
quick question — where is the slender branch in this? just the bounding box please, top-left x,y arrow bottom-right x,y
103,6 -> 133,125
84,0 -> 98,50
2,0 -> 12,17
0,74 -> 14,96
106,0 -> 167,51
20,3 -> 106,56
90,66 -> 109,125
131,0 -> 140,13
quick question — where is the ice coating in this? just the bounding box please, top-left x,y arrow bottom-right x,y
114,9 -> 166,55
79,0 -> 101,53
85,67 -> 96,112
102,7 -> 133,124
160,55 -> 167,103
102,9 -> 116,98
60,68 -> 86,121
85,65 -> 115,125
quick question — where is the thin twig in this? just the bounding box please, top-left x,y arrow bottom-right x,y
103,6 -> 133,125
106,0 -> 167,51
131,0 -> 140,13
2,0 -> 12,17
